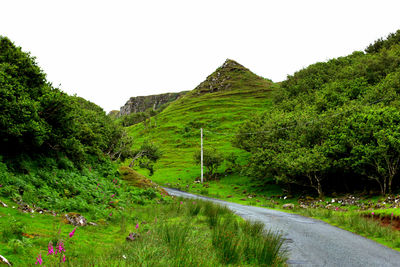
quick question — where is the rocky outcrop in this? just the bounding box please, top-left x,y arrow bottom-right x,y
192,59 -> 268,95
119,91 -> 187,116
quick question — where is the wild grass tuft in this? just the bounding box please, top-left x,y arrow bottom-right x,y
158,222 -> 191,255
186,201 -> 202,216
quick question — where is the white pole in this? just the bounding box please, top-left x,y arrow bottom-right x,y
201,128 -> 203,184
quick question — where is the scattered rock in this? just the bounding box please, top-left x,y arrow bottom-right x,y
226,195 -> 233,198
126,232 -> 140,242
88,222 -> 98,226
282,204 -> 295,209
0,255 -> 11,266
64,213 -> 87,226
240,198 -> 246,201
0,201 -> 7,208
18,203 -> 34,213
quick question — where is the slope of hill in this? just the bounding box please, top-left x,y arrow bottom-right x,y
127,59 -> 276,192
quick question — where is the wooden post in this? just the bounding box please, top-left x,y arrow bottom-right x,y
201,128 -> 203,183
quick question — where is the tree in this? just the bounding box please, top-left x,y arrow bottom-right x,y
194,148 -> 223,180
345,107 -> 400,194
129,140 -> 162,176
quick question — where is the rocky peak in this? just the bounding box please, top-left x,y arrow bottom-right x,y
193,59 -> 256,94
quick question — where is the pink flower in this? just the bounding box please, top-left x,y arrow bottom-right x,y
109,201 -> 114,204
35,254 -> 43,265
63,255 -> 66,263
56,241 -> 65,253
136,223 -> 139,229
69,228 -> 76,238
47,242 -> 54,255
392,212 -> 394,217
180,201 -> 183,205
335,207 -> 339,211
111,194 -> 115,198
372,212 -> 375,216
109,212 -> 112,216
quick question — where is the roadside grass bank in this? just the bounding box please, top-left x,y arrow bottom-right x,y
293,208 -> 400,251
0,196 -> 287,266
163,177 -> 400,252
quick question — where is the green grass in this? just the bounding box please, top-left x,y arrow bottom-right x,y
0,196 -> 287,266
125,62 -> 276,193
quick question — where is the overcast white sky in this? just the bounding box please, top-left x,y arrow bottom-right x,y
1,0 -> 400,112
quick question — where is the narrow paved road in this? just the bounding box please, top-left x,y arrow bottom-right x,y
165,187 -> 400,267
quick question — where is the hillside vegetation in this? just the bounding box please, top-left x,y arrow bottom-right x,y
127,31 -> 400,200
236,30 -> 400,197
127,59 -> 276,190
0,36 -> 289,266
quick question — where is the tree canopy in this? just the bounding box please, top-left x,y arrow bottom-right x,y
235,30 -> 400,196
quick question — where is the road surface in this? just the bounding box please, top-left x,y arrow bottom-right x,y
165,187 -> 400,267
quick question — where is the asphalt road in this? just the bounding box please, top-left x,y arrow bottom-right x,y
165,187 -> 400,267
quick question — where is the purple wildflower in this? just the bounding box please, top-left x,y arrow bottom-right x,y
47,242 -> 54,255
56,241 -> 65,254
63,255 -> 66,263
35,254 -> 43,265
69,228 -> 76,238
136,223 -> 139,229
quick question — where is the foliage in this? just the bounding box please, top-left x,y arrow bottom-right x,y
0,198 -> 287,266
0,36 -> 132,167
194,147 -> 224,180
130,140 -> 162,176
235,30 -> 400,196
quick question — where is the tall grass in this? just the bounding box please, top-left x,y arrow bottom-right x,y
1,197 -> 287,266
211,218 -> 288,266
158,222 -> 190,255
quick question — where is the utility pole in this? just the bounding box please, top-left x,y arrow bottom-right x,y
201,128 -> 203,184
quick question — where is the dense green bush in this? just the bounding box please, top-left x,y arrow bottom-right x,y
235,30 -> 400,196
0,36 -> 133,166
0,36 -> 145,217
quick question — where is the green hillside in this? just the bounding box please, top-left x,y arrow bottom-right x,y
127,59 -> 277,192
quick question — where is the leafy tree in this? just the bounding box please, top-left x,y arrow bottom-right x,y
194,148 -> 224,180
0,36 -> 133,167
344,107 -> 400,194
235,30 -> 400,195
129,140 -> 162,176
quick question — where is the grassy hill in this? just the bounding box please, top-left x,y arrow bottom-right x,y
126,59 -> 280,197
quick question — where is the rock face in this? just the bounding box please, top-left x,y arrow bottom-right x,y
119,91 -> 187,116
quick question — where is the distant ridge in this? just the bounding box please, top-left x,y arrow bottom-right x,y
119,91 -> 188,116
